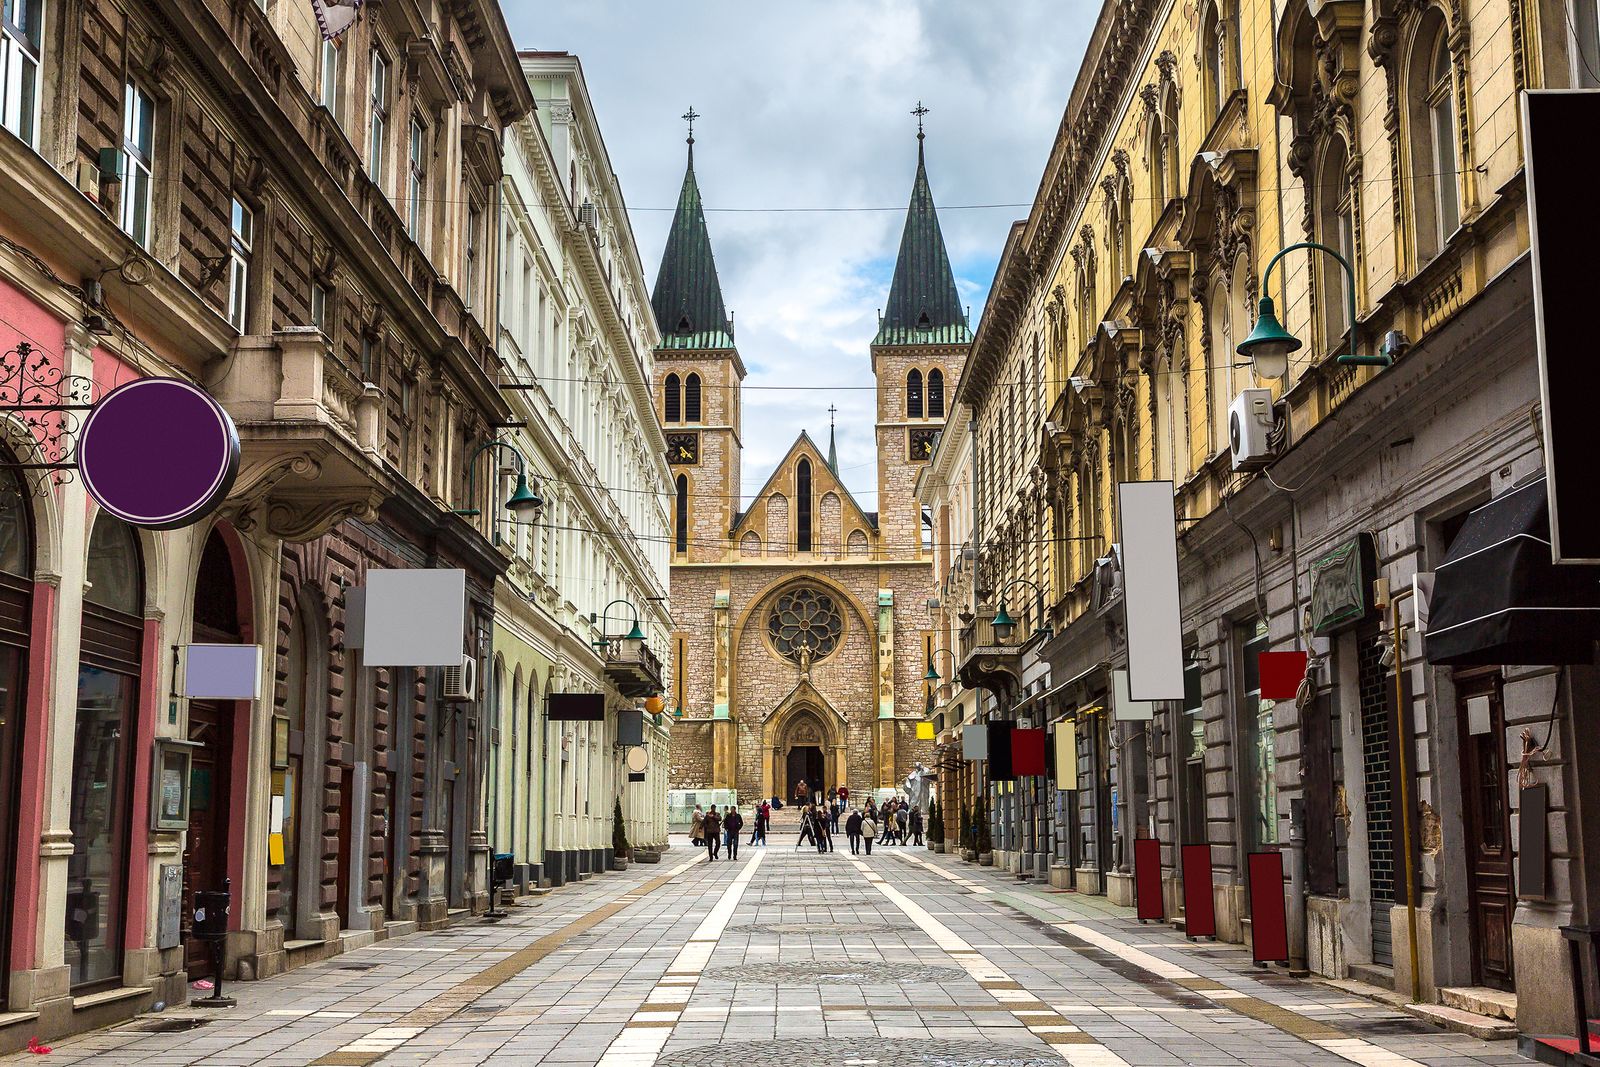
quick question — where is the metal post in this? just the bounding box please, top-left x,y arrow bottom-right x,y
1390,587 -> 1422,1004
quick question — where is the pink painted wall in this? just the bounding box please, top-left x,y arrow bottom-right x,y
10,582 -> 56,971
123,619 -> 161,949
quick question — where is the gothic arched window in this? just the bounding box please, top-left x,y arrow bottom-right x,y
927,368 -> 945,419
674,475 -> 688,554
1410,13 -> 1460,262
796,458 -> 813,552
685,372 -> 702,422
907,369 -> 924,419
664,373 -> 681,423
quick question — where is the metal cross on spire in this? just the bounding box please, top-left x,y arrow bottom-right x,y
682,106 -> 699,145
911,101 -> 929,141
828,403 -> 838,430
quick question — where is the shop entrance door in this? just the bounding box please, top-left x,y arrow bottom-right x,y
1456,670 -> 1515,990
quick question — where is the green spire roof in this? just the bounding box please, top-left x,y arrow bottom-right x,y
652,139 -> 735,350
874,136 -> 971,347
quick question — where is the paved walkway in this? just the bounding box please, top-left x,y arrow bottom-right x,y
11,835 -> 1537,1067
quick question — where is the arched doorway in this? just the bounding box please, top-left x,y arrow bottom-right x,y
183,527 -> 250,977
767,705 -> 845,805
785,742 -> 823,805
275,589 -> 328,940
0,460 -> 33,1009
67,514 -> 145,991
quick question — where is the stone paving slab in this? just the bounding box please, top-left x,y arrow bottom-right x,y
5,835 -> 1541,1067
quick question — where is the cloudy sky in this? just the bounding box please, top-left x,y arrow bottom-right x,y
502,2 -> 1092,505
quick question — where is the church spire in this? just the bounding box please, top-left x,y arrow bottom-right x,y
827,404 -> 839,475
651,109 -> 735,350
874,104 -> 971,347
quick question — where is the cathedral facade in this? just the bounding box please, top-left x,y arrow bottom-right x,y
652,127 -> 970,810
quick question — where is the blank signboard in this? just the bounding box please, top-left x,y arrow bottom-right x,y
183,643 -> 263,700
1118,481 -> 1185,700
363,569 -> 466,666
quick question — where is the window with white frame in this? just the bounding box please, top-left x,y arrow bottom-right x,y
227,198 -> 253,331
120,82 -> 155,248
319,36 -> 342,122
0,0 -> 44,147
464,200 -> 480,309
407,117 -> 426,247
369,49 -> 389,187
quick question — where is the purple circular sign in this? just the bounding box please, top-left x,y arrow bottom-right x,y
78,377 -> 240,530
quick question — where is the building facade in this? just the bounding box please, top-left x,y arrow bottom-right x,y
660,129 -> 966,815
942,0 -> 1600,1045
0,0 -> 557,1049
491,51 -> 672,891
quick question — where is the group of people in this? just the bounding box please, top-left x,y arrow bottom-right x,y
689,800 -> 772,861
689,791 -> 923,860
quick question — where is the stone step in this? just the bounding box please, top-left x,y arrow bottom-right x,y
1347,961 -> 1395,991
1404,1001 -> 1518,1041
1439,985 -> 1517,1022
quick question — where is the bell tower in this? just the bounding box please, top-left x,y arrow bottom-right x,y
871,105 -> 972,557
651,110 -> 744,565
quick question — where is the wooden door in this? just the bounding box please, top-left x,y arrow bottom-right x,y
335,762 -> 353,929
1457,671 -> 1515,990
182,699 -> 232,977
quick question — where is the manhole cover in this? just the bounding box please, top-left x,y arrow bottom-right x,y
700,962 -> 966,984
1344,1017 -> 1440,1037
657,1038 -> 1062,1067
338,962 -> 375,971
736,922 -> 883,935
117,1017 -> 210,1034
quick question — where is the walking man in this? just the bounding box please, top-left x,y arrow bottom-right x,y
910,806 -> 924,846
896,804 -> 909,846
755,801 -> 770,845
846,807 -> 863,855
861,807 -> 877,856
816,809 -> 831,854
796,804 -> 816,850
724,807 -> 743,861
703,805 -> 722,861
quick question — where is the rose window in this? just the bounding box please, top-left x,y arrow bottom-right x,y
766,587 -> 843,662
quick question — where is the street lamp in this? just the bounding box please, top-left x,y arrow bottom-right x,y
924,647 -> 960,714
453,439 -> 544,519
1238,241 -> 1390,379
991,578 -> 1049,644
594,599 -> 646,658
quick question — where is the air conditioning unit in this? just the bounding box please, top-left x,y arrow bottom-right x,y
578,201 -> 598,230
1230,388 -> 1278,471
440,656 -> 476,702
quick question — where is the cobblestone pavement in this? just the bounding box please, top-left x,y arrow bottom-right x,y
9,836 -> 1539,1067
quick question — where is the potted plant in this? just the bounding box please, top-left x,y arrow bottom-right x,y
975,796 -> 994,866
960,802 -> 975,862
928,800 -> 945,853
611,798 -> 630,871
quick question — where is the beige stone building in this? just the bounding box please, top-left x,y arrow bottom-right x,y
655,128 -> 968,811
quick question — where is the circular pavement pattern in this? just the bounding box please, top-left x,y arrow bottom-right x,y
657,1038 -> 1063,1067
734,921 -> 884,935
698,961 -> 967,984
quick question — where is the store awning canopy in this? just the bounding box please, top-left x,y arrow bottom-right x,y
1425,478 -> 1600,665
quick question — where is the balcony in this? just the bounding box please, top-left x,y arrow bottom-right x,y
604,638 -> 665,699
957,607 -> 1022,705
209,327 -> 392,542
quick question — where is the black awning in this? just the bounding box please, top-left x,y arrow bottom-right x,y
1425,478 -> 1600,665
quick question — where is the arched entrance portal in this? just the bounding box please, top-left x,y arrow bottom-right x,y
762,690 -> 847,803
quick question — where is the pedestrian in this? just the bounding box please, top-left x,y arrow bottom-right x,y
839,784 -> 849,808
704,805 -> 722,861
795,779 -> 808,808
910,806 -> 924,846
861,807 -> 877,856
755,801 -> 770,845
748,801 -> 761,844
691,804 -> 705,847
879,801 -> 896,845
796,804 -> 816,850
846,807 -> 863,855
829,797 -> 842,834
816,808 -> 831,853
724,807 -> 743,861
896,804 -> 909,846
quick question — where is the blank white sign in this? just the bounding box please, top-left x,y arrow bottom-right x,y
1112,668 -> 1155,720
962,723 -> 989,761
183,644 -> 263,700
363,569 -> 466,666
1118,481 -> 1186,701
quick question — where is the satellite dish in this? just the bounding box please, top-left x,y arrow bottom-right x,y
626,747 -> 649,774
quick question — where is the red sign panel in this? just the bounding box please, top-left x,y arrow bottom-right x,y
1181,844 -> 1216,939
1134,837 -> 1164,922
1247,851 -> 1290,963
1258,651 -> 1308,701
1012,728 -> 1046,776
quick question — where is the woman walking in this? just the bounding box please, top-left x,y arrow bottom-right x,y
703,805 -> 722,861
796,804 -> 817,850
691,804 -> 705,848
860,807 -> 877,856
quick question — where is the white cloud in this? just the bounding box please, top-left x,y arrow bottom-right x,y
504,0 -> 1093,503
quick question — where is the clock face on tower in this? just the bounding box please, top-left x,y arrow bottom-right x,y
908,427 -> 938,462
666,432 -> 700,465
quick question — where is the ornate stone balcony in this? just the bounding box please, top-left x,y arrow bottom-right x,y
208,327 -> 392,542
604,639 -> 665,699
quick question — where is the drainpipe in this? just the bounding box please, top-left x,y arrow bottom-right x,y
1287,495 -> 1309,974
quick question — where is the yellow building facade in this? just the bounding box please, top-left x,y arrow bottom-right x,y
942,0 -> 1597,1037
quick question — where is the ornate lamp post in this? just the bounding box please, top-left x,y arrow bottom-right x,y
452,439 -> 544,520
1237,241 -> 1390,379
991,578 -> 1050,644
